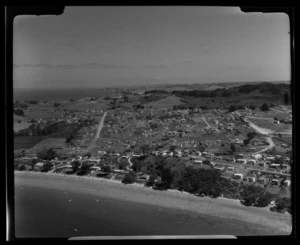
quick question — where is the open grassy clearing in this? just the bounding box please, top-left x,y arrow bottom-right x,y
28,138 -> 68,154
14,115 -> 32,132
247,118 -> 292,133
14,135 -> 49,150
145,95 -> 184,108
60,100 -> 109,111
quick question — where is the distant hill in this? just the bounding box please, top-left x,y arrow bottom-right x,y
144,82 -> 291,109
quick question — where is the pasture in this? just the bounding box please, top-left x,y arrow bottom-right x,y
145,96 -> 184,108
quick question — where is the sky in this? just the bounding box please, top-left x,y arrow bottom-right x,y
13,6 -> 291,89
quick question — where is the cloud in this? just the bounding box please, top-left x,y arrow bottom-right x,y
64,42 -> 81,51
138,64 -> 169,69
14,62 -> 170,70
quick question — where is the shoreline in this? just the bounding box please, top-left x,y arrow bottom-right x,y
14,171 -> 292,235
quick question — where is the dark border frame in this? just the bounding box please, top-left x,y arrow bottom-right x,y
5,5 -> 296,241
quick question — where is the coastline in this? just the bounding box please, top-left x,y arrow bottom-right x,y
14,171 -> 292,235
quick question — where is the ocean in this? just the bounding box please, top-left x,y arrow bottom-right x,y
13,88 -> 120,102
14,185 -> 258,238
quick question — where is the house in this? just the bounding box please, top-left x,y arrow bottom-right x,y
258,162 -> 266,167
194,160 -> 203,164
283,179 -> 291,187
281,164 -> 290,171
251,154 -> 262,160
270,179 -> 280,186
270,163 -> 281,169
257,177 -> 267,184
235,154 -> 245,159
34,162 -> 44,171
236,159 -> 247,164
266,156 -> 275,161
247,159 -> 256,165
90,166 -> 101,172
246,176 -> 256,182
233,173 -> 243,179
138,173 -> 150,181
214,165 -> 225,171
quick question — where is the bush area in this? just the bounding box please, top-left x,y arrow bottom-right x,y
15,118 -> 97,144
13,108 -> 25,116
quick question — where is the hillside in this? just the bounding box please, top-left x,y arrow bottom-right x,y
145,82 -> 291,109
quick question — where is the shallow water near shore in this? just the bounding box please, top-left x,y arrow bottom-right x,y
15,184 -> 267,238
14,172 -> 292,238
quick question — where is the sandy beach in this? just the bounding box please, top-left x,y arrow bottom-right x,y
14,171 -> 292,235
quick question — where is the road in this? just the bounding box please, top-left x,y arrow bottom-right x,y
253,137 -> 275,154
201,117 -> 211,128
117,153 -> 133,169
244,117 -> 274,135
85,111 -> 107,154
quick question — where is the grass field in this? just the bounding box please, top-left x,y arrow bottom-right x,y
28,138 -> 68,153
145,95 -> 184,108
60,100 -> 109,111
14,115 -> 32,132
14,135 -> 49,150
25,104 -> 60,120
247,118 -> 292,133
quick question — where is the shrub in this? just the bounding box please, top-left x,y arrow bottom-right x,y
122,171 -> 137,184
260,103 -> 269,112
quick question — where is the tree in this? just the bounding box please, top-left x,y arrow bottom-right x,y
37,148 -> 57,161
84,152 -> 91,158
19,164 -> 26,171
13,108 -> 25,116
202,159 -> 211,165
122,171 -> 137,184
161,167 -> 174,189
249,105 -> 256,110
140,144 -> 150,156
79,162 -> 91,174
146,173 -> 157,187
230,144 -> 236,154
228,105 -> 237,112
255,192 -> 275,207
246,132 -> 257,141
169,145 -> 176,153
102,165 -> 111,174
284,92 -> 289,105
71,161 -> 81,173
260,103 -> 269,112
119,161 -> 128,170
41,162 -> 53,172
53,102 -> 61,107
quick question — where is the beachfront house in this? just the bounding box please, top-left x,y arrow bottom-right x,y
34,162 -> 44,171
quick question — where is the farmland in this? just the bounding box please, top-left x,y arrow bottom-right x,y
14,136 -> 48,150
144,95 -> 184,108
